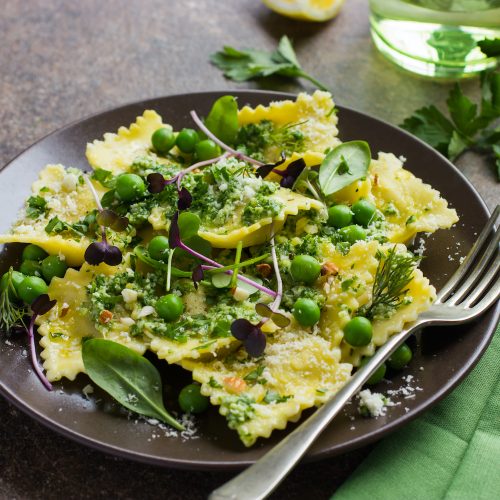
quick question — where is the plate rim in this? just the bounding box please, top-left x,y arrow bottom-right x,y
0,89 -> 498,470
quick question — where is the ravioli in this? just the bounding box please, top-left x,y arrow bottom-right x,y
86,110 -> 171,174
238,90 -> 341,161
183,329 -> 352,446
0,164 -> 102,266
316,240 -> 436,366
37,263 -> 148,382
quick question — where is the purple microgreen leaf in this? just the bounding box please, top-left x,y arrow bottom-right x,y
230,318 -> 255,341
255,302 -> 273,318
30,294 -> 56,316
256,153 -> 286,179
84,241 -> 108,265
27,312 -> 53,391
275,158 -> 306,188
269,312 -> 290,328
168,211 -> 182,249
147,173 -> 167,193
103,245 -> 123,266
244,328 -> 266,358
110,215 -> 129,232
255,302 -> 290,328
177,187 -> 192,210
96,209 -> 120,228
190,110 -> 264,166
191,264 -> 204,290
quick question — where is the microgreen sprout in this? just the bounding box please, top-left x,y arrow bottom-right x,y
191,264 -> 204,290
190,110 -> 264,166
28,294 -> 56,391
168,211 -> 277,298
230,318 -> 266,358
83,175 -> 126,266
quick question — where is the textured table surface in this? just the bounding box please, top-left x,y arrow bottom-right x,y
0,1 -> 498,499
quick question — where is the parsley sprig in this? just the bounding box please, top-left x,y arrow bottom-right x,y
210,36 -> 329,91
401,70 -> 500,180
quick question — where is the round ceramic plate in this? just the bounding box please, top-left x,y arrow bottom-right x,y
0,91 -> 498,470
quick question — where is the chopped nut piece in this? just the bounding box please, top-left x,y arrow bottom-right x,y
321,262 -> 339,276
223,376 -> 247,394
99,309 -> 113,324
60,303 -> 70,318
255,263 -> 272,278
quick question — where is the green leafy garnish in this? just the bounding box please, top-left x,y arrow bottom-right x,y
401,70 -> 500,179
204,95 -> 239,145
478,38 -> 500,58
210,36 -> 328,91
26,195 -> 48,218
263,390 -> 292,404
359,247 -> 420,320
82,338 -> 184,430
208,376 -> 222,388
243,365 -> 267,385
318,141 -> 371,196
92,168 -> 116,189
45,216 -> 87,238
0,268 -> 28,331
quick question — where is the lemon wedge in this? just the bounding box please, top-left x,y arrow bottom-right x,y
262,0 -> 345,22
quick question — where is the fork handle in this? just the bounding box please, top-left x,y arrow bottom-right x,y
209,319 -> 428,500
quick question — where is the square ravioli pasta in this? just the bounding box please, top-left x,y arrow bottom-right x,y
0,91 -> 459,448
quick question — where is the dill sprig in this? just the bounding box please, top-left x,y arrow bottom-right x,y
0,268 -> 28,332
360,247 -> 420,320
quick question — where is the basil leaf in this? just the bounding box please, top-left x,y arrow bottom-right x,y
318,141 -> 371,196
82,339 -> 184,430
92,168 -> 116,189
205,95 -> 239,145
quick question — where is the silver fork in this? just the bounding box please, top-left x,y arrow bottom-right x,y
210,206 -> 500,500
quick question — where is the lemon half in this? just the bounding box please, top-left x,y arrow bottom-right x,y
262,0 -> 346,22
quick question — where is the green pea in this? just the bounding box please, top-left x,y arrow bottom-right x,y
0,271 -> 25,300
178,383 -> 209,414
152,126 -> 176,154
290,255 -> 321,284
352,199 -> 377,227
41,255 -> 68,282
388,343 -> 413,370
155,293 -> 184,322
339,224 -> 367,244
293,298 -> 321,327
343,316 -> 372,346
115,173 -> 146,202
22,244 -> 48,262
327,204 -> 353,228
17,276 -> 48,304
194,139 -> 221,162
176,128 -> 200,154
148,236 -> 170,262
19,260 -> 43,278
360,356 -> 387,385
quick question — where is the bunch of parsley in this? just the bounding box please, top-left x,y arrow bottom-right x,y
401,69 -> 500,179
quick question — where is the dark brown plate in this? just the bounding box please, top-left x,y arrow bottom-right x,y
0,91 -> 498,470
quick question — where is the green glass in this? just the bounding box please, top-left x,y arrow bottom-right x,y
369,0 -> 500,79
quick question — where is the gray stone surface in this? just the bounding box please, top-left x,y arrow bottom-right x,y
0,0 -> 497,498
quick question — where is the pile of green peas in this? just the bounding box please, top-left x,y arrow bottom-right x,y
151,126 -> 221,162
0,244 -> 67,305
327,199 -> 378,244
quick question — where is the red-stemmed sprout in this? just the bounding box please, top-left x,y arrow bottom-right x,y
168,212 -> 277,299
229,233 -> 289,358
83,175 -> 127,266
189,110 -> 264,167
28,294 -> 57,391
